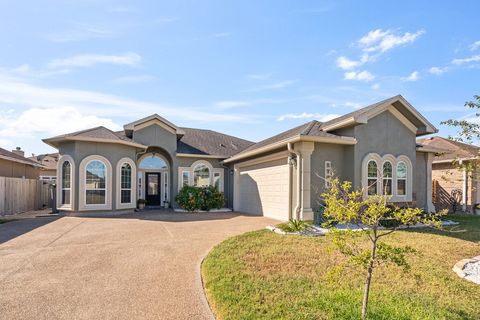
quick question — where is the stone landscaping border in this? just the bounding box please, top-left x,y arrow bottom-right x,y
453,256 -> 480,285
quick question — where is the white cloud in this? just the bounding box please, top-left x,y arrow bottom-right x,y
358,29 -> 425,53
372,83 -> 380,90
215,100 -> 250,109
344,70 -> 375,82
336,56 -> 360,70
404,71 -> 419,81
113,75 -> 156,84
0,76 -> 256,123
451,55 -> 480,65
244,79 -> 297,92
429,66 -> 448,75
48,52 -> 141,69
210,32 -> 232,38
0,107 -> 121,139
246,73 -> 273,80
277,112 -> 340,122
470,40 -> 480,51
45,23 -> 114,43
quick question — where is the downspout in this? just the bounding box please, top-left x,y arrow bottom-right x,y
288,142 -> 302,220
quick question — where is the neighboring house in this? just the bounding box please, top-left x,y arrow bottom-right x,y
43,95 -> 438,220
29,153 -> 59,181
0,147 -> 43,179
417,136 -> 480,213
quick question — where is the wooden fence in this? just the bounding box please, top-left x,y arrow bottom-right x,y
0,177 -> 51,215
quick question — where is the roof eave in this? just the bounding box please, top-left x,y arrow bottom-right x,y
176,153 -> 227,159
42,137 -> 148,149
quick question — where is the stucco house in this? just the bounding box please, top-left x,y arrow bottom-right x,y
43,95 -> 439,220
417,136 -> 480,213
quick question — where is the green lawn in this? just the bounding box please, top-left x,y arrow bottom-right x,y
202,215 -> 480,320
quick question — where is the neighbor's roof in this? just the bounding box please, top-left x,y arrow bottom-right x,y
0,148 -> 43,167
43,126 -> 147,149
417,136 -> 480,162
29,153 -> 59,170
177,127 -> 254,158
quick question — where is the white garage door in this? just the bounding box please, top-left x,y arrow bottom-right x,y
237,158 -> 290,221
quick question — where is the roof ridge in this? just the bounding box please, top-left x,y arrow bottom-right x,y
301,120 -> 319,135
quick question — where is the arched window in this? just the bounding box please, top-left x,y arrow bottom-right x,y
61,161 -> 71,205
367,160 -> 378,195
85,160 -> 106,205
382,161 -> 393,195
120,163 -> 132,204
139,155 -> 167,169
193,163 -> 210,187
396,162 -> 407,196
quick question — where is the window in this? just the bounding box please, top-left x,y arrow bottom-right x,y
182,171 -> 190,187
193,164 -> 210,187
367,160 -> 378,195
139,156 -> 167,169
397,162 -> 407,196
61,161 -> 71,205
85,160 -> 106,205
325,161 -> 333,188
213,172 -> 221,191
120,163 -> 132,204
382,161 -> 393,195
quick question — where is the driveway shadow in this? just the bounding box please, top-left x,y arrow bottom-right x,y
0,216 -> 61,244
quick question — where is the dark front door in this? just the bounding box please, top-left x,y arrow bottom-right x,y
145,173 -> 161,206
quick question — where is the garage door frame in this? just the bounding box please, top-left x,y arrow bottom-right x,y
233,151 -> 291,220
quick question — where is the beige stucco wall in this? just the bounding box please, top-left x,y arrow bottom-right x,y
0,159 -> 39,179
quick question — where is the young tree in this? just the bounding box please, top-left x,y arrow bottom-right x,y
441,95 -> 480,144
321,179 -> 445,320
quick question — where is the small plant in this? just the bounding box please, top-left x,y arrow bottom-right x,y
175,185 -> 225,212
137,198 -> 147,210
277,219 -> 313,232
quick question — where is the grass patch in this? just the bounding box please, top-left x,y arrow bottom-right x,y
202,215 -> 480,319
0,219 -> 16,224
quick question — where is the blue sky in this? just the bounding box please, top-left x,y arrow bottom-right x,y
0,1 -> 479,155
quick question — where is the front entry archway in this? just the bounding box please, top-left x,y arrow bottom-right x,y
138,153 -> 170,207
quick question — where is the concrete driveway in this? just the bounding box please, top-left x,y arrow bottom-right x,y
0,211 -> 276,320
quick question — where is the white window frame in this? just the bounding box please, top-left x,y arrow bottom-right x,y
116,158 -> 137,209
177,160 -> 224,192
79,155 -> 112,211
57,155 -> 75,211
382,160 -> 393,196
396,161 -> 407,196
362,153 -> 412,202
324,160 -> 332,188
367,159 -> 379,196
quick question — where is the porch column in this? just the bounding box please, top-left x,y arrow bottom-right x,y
426,152 -> 436,213
295,141 -> 315,220
233,164 -> 240,211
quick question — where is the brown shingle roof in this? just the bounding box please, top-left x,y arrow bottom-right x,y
417,136 -> 480,161
239,120 -> 343,154
29,153 -> 59,170
177,127 -> 254,157
0,148 -> 41,166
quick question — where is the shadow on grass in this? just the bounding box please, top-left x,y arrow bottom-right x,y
403,214 -> 480,243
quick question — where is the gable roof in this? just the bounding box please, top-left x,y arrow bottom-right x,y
43,126 -> 147,149
417,136 -> 480,162
0,148 -> 43,167
224,120 -> 356,163
320,95 -> 437,136
123,114 -> 185,136
177,128 -> 254,158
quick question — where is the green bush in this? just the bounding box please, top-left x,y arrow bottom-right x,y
277,219 -> 313,232
175,185 -> 225,212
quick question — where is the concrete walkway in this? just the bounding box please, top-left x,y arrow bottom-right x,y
0,211 -> 276,320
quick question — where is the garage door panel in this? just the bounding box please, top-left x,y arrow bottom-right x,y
237,159 -> 289,220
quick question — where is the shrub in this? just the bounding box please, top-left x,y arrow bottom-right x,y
175,185 -> 225,212
277,219 -> 313,232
